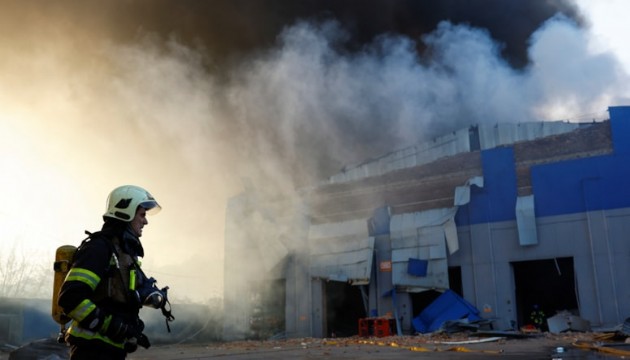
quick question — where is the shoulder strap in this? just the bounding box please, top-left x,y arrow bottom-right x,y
80,230 -> 118,255
76,230 -> 120,275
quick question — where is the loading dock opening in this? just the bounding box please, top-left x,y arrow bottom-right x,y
407,266 -> 465,334
410,290 -> 442,321
325,281 -> 366,337
512,257 -> 578,329
410,266 -> 464,321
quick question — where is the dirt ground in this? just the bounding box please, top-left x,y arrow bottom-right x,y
2,332 -> 624,359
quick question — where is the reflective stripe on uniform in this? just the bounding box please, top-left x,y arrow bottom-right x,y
67,322 -> 125,349
101,314 -> 112,333
67,299 -> 96,322
65,267 -> 101,290
129,269 -> 136,290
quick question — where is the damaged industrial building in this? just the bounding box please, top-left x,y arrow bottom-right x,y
223,106 -> 630,340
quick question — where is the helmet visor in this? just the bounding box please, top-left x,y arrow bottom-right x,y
140,200 -> 162,215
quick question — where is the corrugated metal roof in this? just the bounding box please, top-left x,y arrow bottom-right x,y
478,121 -> 578,149
328,121 -> 580,184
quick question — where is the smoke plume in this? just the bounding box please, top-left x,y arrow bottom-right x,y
0,0 -> 628,303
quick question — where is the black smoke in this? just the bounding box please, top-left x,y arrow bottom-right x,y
120,0 -> 583,69
7,0 -> 582,70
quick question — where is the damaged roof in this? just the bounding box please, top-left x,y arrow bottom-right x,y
307,121 -> 611,223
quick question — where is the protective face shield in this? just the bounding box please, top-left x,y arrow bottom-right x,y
132,277 -> 169,309
131,276 -> 175,332
137,285 -> 168,309
103,185 -> 161,222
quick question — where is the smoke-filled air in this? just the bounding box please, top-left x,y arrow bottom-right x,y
0,0 -> 629,303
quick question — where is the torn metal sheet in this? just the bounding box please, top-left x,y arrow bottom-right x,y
412,290 -> 481,334
443,217 -> 459,254
454,176 -> 484,206
391,223 -> 448,290
308,219 -> 375,284
390,208 -> 457,290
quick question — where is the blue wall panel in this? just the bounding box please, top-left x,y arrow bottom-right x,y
532,155 -> 630,217
531,106 -> 630,217
609,106 -> 630,155
456,106 -> 630,225
456,147 -> 517,225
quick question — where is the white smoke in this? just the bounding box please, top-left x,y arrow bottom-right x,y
220,15 -> 629,175
526,14 -> 628,119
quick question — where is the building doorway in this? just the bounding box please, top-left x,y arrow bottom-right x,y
512,257 -> 579,329
324,281 -> 366,337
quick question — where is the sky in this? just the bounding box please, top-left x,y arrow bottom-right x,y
0,0 -> 629,303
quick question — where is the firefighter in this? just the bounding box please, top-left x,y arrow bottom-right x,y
58,185 -> 161,360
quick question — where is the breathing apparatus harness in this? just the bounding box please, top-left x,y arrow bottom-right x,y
129,261 -> 176,332
83,230 -> 175,332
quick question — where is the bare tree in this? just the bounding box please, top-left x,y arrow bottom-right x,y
0,241 -> 49,298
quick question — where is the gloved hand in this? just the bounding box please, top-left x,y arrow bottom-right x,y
136,318 -> 145,333
100,315 -> 136,343
132,318 -> 151,349
122,332 -> 151,353
136,332 -> 151,349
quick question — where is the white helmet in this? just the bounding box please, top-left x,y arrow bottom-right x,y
103,185 -> 161,222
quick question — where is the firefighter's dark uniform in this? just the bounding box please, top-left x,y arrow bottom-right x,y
58,222 -> 145,360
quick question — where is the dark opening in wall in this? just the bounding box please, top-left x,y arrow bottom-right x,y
410,290 -> 442,321
409,267 -> 464,323
512,257 -> 578,330
449,266 -> 463,296
325,281 -> 366,337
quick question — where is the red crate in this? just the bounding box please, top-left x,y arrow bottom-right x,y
358,318 -> 394,337
358,318 -> 370,337
374,318 -> 391,337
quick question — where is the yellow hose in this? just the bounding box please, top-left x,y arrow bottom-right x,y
573,340 -> 630,356
325,338 -> 502,355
